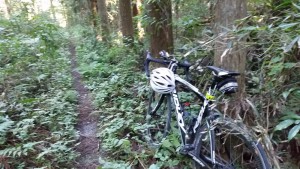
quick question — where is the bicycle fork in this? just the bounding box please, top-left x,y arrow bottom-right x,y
188,151 -> 211,168
187,119 -> 219,169
190,119 -> 236,169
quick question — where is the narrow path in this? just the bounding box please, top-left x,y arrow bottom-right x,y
69,44 -> 100,169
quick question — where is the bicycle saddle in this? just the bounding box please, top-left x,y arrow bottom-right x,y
206,66 -> 240,77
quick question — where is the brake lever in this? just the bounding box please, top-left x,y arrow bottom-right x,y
159,50 -> 170,60
144,51 -> 151,78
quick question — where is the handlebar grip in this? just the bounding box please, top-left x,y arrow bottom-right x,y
180,60 -> 192,81
183,67 -> 191,81
159,50 -> 169,59
144,51 -> 192,81
144,52 -> 151,77
144,51 -> 170,77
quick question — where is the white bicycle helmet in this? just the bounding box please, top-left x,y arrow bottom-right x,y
150,67 -> 175,94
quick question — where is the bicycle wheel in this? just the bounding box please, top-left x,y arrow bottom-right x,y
145,90 -> 172,147
193,116 -> 271,169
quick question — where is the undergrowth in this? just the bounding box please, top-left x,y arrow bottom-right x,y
0,14 -> 78,168
235,1 -> 300,145
72,25 -> 194,169
1,1 -> 299,168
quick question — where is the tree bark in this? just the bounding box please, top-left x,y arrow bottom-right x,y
90,0 -> 98,27
4,0 -> 11,17
132,0 -> 142,40
97,0 -> 110,42
134,0 -> 144,42
50,0 -> 56,21
213,0 -> 247,100
132,1 -> 138,17
147,0 -> 173,56
174,1 -> 179,39
119,0 -> 134,45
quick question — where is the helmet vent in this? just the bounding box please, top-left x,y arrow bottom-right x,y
149,67 -> 175,94
157,82 -> 164,86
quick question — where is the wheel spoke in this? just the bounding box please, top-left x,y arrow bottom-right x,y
193,117 -> 270,169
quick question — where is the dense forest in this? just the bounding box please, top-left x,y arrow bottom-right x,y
0,0 -> 300,168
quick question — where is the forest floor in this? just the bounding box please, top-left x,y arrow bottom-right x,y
67,42 -> 300,169
69,43 -> 100,169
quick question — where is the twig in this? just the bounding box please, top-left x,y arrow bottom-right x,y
136,157 -> 147,169
266,98 -> 270,131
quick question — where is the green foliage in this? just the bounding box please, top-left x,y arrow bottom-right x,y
232,1 -> 300,145
223,4 -> 300,161
0,13 -> 78,168
3,0 -> 297,167
275,112 -> 300,140
274,89 -> 300,141
173,0 -> 210,41
71,24 -> 196,168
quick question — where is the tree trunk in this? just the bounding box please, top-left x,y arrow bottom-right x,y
32,0 -> 38,14
132,1 -> 138,17
50,0 -> 56,21
119,0 -> 134,45
174,0 -> 179,39
213,0 -> 247,100
97,0 -> 110,42
147,0 -> 174,56
134,0 -> 144,42
90,0 -> 98,27
81,0 -> 92,24
132,0 -> 142,40
4,0 -> 11,17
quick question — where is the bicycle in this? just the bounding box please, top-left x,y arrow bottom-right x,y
144,51 -> 271,169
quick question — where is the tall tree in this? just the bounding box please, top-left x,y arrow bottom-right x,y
90,0 -> 98,27
4,0 -> 12,17
97,0 -> 110,42
132,0 -> 139,17
133,0 -> 144,41
71,0 -> 92,24
119,0 -> 134,45
50,0 -> 56,21
147,0 -> 173,56
213,0 -> 247,101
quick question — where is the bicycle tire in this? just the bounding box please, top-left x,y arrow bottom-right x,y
193,116 -> 271,169
145,90 -> 172,147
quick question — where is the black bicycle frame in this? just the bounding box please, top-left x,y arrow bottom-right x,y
146,53 -> 245,168
150,61 -> 218,167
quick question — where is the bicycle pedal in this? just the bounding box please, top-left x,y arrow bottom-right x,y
179,144 -> 194,155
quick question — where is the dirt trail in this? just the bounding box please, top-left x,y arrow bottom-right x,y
69,44 -> 100,169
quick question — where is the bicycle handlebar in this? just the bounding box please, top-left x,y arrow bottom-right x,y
144,51 -> 192,79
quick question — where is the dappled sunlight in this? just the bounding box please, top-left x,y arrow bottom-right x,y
0,0 -> 299,168
0,0 -> 9,18
0,0 -> 66,27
